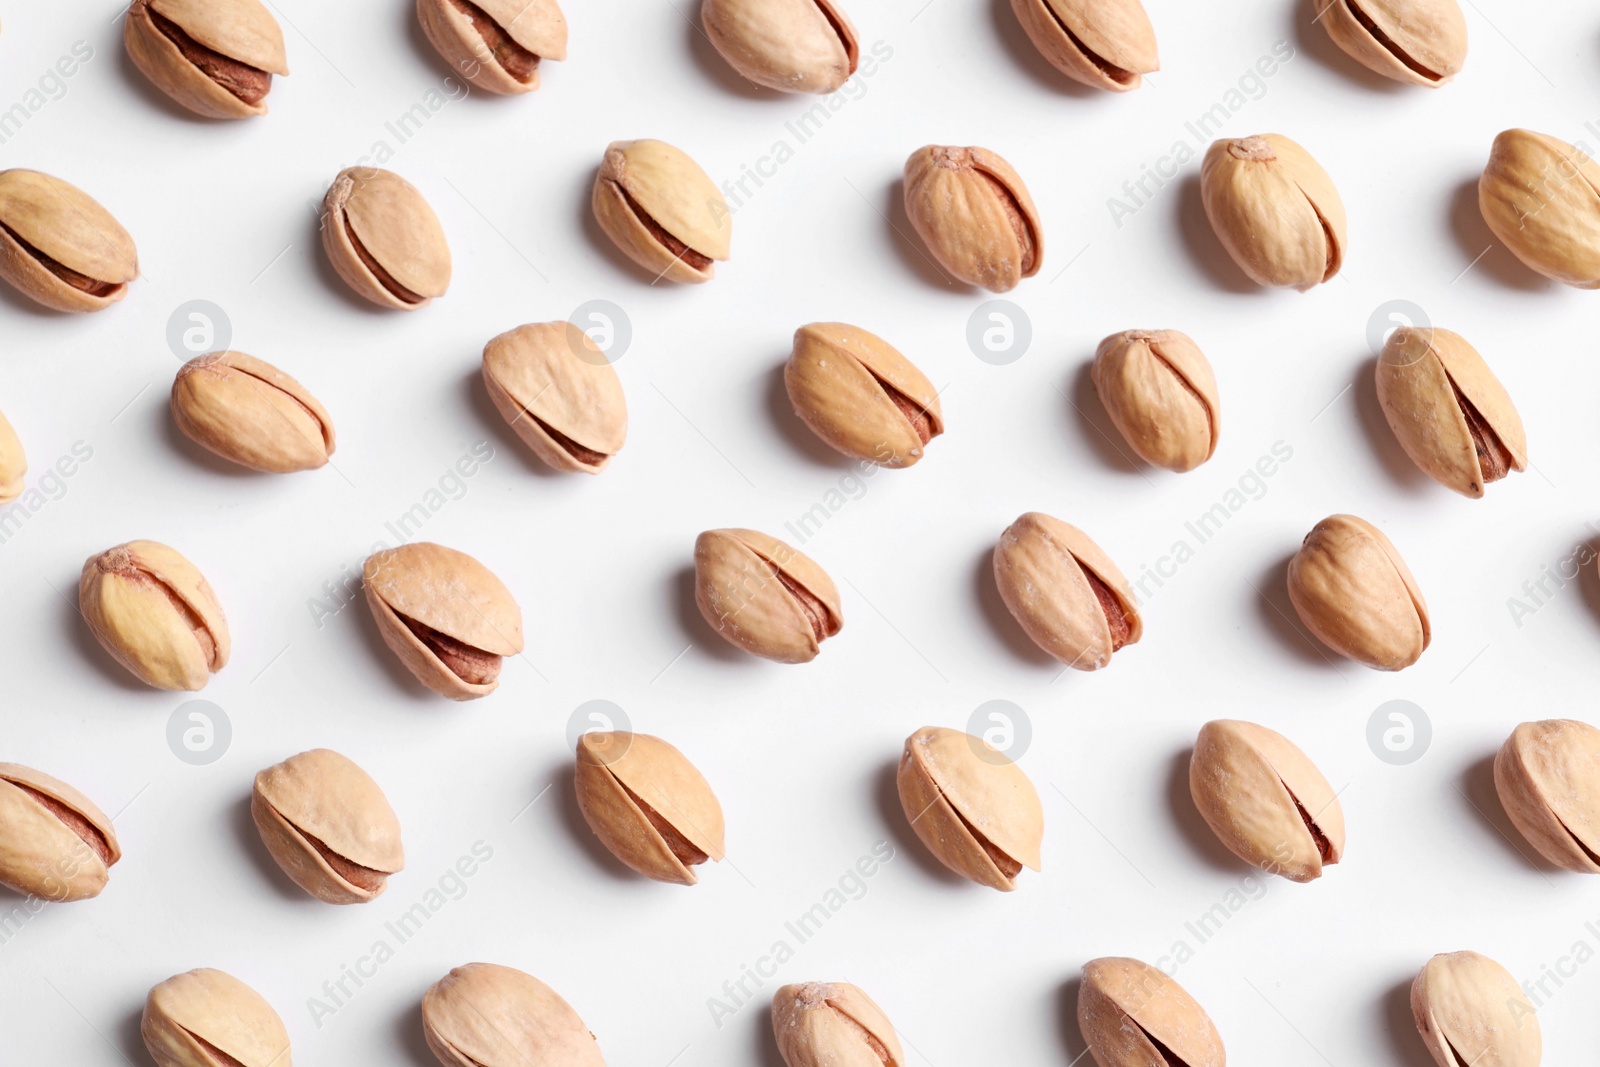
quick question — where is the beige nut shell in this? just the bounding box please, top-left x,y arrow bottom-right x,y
0,168 -> 138,312
701,0 -> 859,94
0,763 -> 120,902
172,351 -> 336,473
1411,951 -> 1540,1067
1480,128 -> 1600,288
694,528 -> 842,663
592,139 -> 731,284
1321,0 -> 1467,86
1079,957 -> 1224,1067
771,981 -> 906,1067
1494,719 -> 1600,873
1286,514 -> 1429,671
79,540 -> 230,691
785,322 -> 944,468
142,968 -> 293,1067
1092,330 -> 1220,472
1200,133 -> 1346,290
0,407 -> 24,502
903,145 -> 1043,292
124,0 -> 289,119
422,963 -> 605,1067
482,321 -> 628,474
1009,0 -> 1158,91
415,0 -> 567,95
575,732 -> 726,885
321,167 -> 451,310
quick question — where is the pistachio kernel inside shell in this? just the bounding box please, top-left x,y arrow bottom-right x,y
1449,380 -> 1513,483
448,0 -> 540,82
977,170 -> 1038,274
185,1027 -> 253,1067
613,182 -> 713,271
0,222 -> 122,298
811,0 -> 860,69
138,1 -> 272,104
1342,0 -> 1446,82
10,782 -> 113,865
1045,6 -> 1138,85
297,825 -> 389,892
860,367 -> 936,445
98,547 -> 219,666
528,411 -> 610,467
399,614 -> 502,686
936,785 -> 1023,879
615,777 -> 708,868
1284,780 -> 1336,863
342,216 -> 425,305
1085,568 -> 1132,651
828,1002 -> 895,1066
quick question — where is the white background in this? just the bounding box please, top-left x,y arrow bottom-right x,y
2,0 -> 1599,1063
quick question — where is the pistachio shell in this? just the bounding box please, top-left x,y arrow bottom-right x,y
785,322 -> 944,468
993,511 -> 1141,670
903,145 -> 1043,292
1321,0 -> 1467,86
701,0 -> 858,94
1411,951 -> 1539,1067
1009,0 -> 1158,91
1200,133 -> 1346,290
124,0 -> 288,119
416,0 -> 566,95
171,351 -> 335,473
1493,719 -> 1600,873
481,322 -> 628,473
321,167 -> 451,310
1480,129 -> 1600,288
142,969 -> 292,1067
694,528 -> 842,663
0,407 -> 25,502
771,982 -> 905,1067
1286,514 -> 1429,670
575,732 -> 725,885
1092,330 -> 1219,472
0,168 -> 138,312
0,764 -> 120,902
1079,957 -> 1225,1067
592,139 -> 731,284
79,540 -> 230,691
422,963 -> 605,1067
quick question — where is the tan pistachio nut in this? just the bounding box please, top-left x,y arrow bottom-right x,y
903,145 -> 1042,292
124,0 -> 288,119
482,322 -> 627,474
1376,326 -> 1525,498
251,748 -> 404,904
701,0 -> 859,94
363,542 -> 523,700
1479,129 -> 1600,288
693,528 -> 842,663
0,406 -> 25,502
1189,720 -> 1345,882
321,167 -> 451,310
143,969 -> 293,1067
1412,951 -> 1540,1067
0,168 -> 138,313
171,351 -> 335,473
1493,719 -> 1600,873
417,0 -> 567,95
1286,514 -> 1429,671
1092,330 -> 1219,473
592,139 -> 731,284
0,763 -> 120,902
1321,0 -> 1467,86
423,962 -> 605,1067
993,511 -> 1141,670
574,731 -> 725,885
1079,957 -> 1225,1067
79,540 -> 230,691
1010,0 -> 1158,91
771,982 -> 905,1067
896,725 -> 1042,891
1200,133 -> 1346,290
785,322 -> 944,467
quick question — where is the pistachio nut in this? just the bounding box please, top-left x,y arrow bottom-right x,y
363,542 -> 523,700
482,322 -> 627,474
592,139 -> 731,284
993,511 -> 1141,670
0,407 -> 24,502
124,0 -> 289,119
1479,129 -> 1600,288
896,725 -> 1042,891
171,351 -> 336,473
1189,720 -> 1345,882
1411,951 -> 1540,1067
1009,0 -> 1158,91
1200,134 -> 1347,290
79,540 -> 230,691
142,969 -> 293,1067
416,0 -> 567,95
0,763 -> 120,902
1286,514 -> 1429,671
701,0 -> 859,94
1321,0 -> 1467,87
0,168 -> 138,312
785,322 -> 944,467
903,146 -> 1042,292
575,731 -> 725,885
251,748 -> 404,904
1376,326 -> 1525,498
1493,719 -> 1600,873
321,167 -> 451,310
1092,330 -> 1219,473
771,982 -> 905,1067
693,528 -> 842,663
422,962 -> 605,1067
1078,957 -> 1224,1067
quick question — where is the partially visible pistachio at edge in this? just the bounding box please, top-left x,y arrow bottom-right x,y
421,962 -> 606,1067
1411,951 -> 1540,1067
1479,128 -> 1600,288
1078,957 -> 1225,1067
142,968 -> 293,1067
415,0 -> 568,96
700,0 -> 860,94
770,981 -> 906,1067
1320,0 -> 1468,87
0,407 -> 25,502
124,0 -> 289,119
0,763 -> 121,902
1008,0 -> 1159,92
1493,718 -> 1600,874
0,168 -> 139,312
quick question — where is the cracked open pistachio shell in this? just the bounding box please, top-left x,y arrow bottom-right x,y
993,512 -> 1141,671
1376,327 -> 1525,498
1200,134 -> 1346,290
592,139 -> 731,284
1079,957 -> 1224,1067
251,749 -> 404,904
143,969 -> 292,1067
702,0 -> 858,94
321,167 -> 451,310
1494,719 -> 1600,873
423,963 -> 605,1067
1189,720 -> 1344,882
363,542 -> 523,700
482,322 -> 627,474
417,0 -> 566,95
904,145 -> 1042,292
1286,514 -> 1429,671
1093,330 -> 1219,472
1321,0 -> 1466,86
0,168 -> 138,312
896,725 -> 1042,891
772,982 -> 905,1067
0,408 -> 24,502
694,528 -> 842,663
1010,0 -> 1157,91
1480,129 -> 1600,288
1411,951 -> 1540,1067
575,731 -> 725,885
125,0 -> 288,119
785,322 -> 943,468
0,764 -> 120,902
80,540 -> 230,691
171,351 -> 336,473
